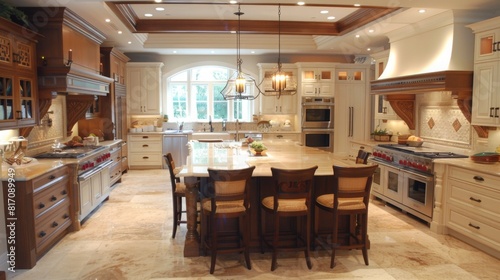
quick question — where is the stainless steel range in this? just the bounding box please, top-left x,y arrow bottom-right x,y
370,144 -> 468,223
36,145 -> 113,221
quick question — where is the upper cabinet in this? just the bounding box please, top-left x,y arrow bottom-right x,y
127,62 -> 163,115
297,63 -> 335,97
371,50 -> 399,120
0,18 -> 39,129
469,17 -> 500,126
335,68 -> 366,84
258,63 -> 298,114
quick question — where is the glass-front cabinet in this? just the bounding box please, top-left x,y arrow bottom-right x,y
0,18 -> 38,129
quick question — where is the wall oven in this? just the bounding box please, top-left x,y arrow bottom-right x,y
302,128 -> 334,152
301,97 -> 334,129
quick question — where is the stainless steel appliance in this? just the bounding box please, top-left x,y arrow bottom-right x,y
370,144 -> 468,223
301,97 -> 334,152
35,145 -> 113,221
301,97 -> 334,129
162,133 -> 189,168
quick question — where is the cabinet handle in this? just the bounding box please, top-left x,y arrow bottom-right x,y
275,106 -> 278,112
39,203 -> 45,209
50,195 -> 57,202
143,144 -> 149,147
495,107 -> 499,118
61,190 -> 67,195
472,175 -> 484,182
383,107 -> 387,114
469,197 -> 482,203
143,156 -> 149,159
48,175 -> 56,180
63,213 -> 69,219
490,107 -> 495,117
142,136 -> 149,139
468,223 -> 480,230
52,221 -> 59,227
39,231 -> 47,237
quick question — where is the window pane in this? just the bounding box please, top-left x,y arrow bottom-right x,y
193,84 -> 208,119
171,83 -> 187,118
191,67 -> 229,81
171,71 -> 188,81
233,99 -> 243,119
213,83 -> 227,120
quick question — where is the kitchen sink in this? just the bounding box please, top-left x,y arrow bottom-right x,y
191,132 -> 232,141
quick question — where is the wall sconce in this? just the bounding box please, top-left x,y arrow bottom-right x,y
65,49 -> 73,67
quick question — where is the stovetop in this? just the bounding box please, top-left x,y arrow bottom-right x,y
35,146 -> 106,159
377,144 -> 468,159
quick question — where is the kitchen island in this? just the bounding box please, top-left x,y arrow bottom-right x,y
177,140 -> 366,257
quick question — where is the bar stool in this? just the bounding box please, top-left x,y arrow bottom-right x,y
164,153 -> 187,238
260,166 -> 318,271
201,166 -> 255,274
356,149 -> 371,164
315,164 -> 378,268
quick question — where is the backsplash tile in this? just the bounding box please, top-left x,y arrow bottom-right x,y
419,105 -> 470,147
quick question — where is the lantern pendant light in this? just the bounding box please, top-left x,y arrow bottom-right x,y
272,4 -> 287,97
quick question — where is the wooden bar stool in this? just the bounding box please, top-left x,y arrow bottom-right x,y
356,149 -> 371,164
315,164 -> 378,268
164,153 -> 187,238
260,166 -> 318,271
201,166 -> 255,274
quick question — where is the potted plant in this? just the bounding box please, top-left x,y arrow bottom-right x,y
249,141 -> 267,155
0,0 -> 30,27
371,127 -> 393,142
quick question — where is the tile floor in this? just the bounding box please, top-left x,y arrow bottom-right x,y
9,170 -> 500,279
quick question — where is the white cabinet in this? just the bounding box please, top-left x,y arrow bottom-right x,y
127,62 -> 163,115
128,134 -> 163,168
297,63 -> 335,97
258,63 -> 298,114
79,163 -> 112,221
264,132 -> 300,141
469,17 -> 500,127
444,166 -> 500,258
335,68 -> 366,84
333,64 -> 371,155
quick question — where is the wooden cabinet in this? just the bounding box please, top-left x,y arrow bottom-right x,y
297,64 -> 334,97
444,166 -> 500,258
2,165 -> 72,268
333,64 -> 371,155
469,17 -> 500,127
128,134 -> 163,168
258,63 -> 298,114
127,62 -> 163,115
0,18 -> 39,129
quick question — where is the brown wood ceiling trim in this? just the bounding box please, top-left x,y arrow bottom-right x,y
106,2 -> 399,36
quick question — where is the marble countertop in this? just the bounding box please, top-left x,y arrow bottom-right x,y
128,130 -> 300,135
177,140 -> 364,177
434,157 -> 500,176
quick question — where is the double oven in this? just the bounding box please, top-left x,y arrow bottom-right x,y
370,144 -> 468,223
301,97 -> 334,152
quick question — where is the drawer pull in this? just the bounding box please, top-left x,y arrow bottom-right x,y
39,203 -> 45,209
61,190 -> 67,195
469,197 -> 482,203
50,195 -> 57,202
52,221 -> 59,227
39,231 -> 46,237
142,136 -> 149,139
63,214 -> 69,219
468,223 -> 480,230
472,175 -> 484,182
143,144 -> 149,147
143,156 -> 149,159
48,175 -> 56,180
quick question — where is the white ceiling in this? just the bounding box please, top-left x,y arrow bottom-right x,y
7,0 -> 500,56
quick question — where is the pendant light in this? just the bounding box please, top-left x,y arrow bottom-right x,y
272,4 -> 287,97
220,5 -> 263,100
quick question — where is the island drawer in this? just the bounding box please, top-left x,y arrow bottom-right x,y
129,153 -> 163,165
448,178 -> 500,219
32,166 -> 69,192
34,198 -> 71,253
33,175 -> 70,218
448,166 -> 500,189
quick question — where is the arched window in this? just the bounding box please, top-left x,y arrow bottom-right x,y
165,66 -> 253,122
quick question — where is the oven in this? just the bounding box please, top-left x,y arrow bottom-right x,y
370,144 -> 467,224
302,128 -> 334,152
301,97 -> 334,129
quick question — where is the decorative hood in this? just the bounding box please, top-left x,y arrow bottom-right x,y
370,10 -> 490,137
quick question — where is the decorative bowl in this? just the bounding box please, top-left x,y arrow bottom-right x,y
373,135 -> 392,142
470,152 -> 500,164
406,140 -> 423,147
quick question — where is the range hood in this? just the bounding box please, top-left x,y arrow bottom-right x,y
370,10 -> 490,137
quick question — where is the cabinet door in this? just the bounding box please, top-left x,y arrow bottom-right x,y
374,94 -> 399,120
472,61 -> 499,126
335,68 -> 365,83
80,179 -> 93,218
474,29 -> 500,62
128,67 -> 143,114
0,75 -> 15,126
91,173 -> 102,203
260,95 -> 296,114
142,67 -> 161,114
101,166 -> 111,198
302,68 -> 332,82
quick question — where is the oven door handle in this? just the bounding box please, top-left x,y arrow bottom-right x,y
79,160 -> 114,181
404,169 -> 434,182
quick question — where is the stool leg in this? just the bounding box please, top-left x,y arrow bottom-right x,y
210,215 -> 217,274
305,214 -> 312,269
242,214 -> 251,270
271,214 -> 280,271
361,213 -> 369,265
172,195 -> 178,238
331,213 -> 339,269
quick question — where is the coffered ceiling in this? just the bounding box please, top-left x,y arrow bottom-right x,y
8,0 -> 500,56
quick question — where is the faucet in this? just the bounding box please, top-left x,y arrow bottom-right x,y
208,115 -> 214,132
178,121 -> 184,132
222,119 -> 227,131
235,119 -> 240,142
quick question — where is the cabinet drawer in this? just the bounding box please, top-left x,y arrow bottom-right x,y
35,198 -> 71,252
129,153 -> 162,165
129,135 -> 161,142
32,166 -> 69,192
109,162 -> 121,184
448,206 -> 500,250
33,175 -> 69,219
448,167 -> 500,189
449,179 -> 500,219
130,141 -> 162,151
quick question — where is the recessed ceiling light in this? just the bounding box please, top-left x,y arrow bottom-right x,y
419,9 -> 426,13
173,50 -> 177,53
327,16 -> 335,20
229,1 -> 238,4
105,18 -> 111,22
367,48 -> 371,51
368,29 -> 374,33
144,13 -> 153,17
320,10 -> 329,14
155,0 -> 162,3
128,41 -> 132,44
355,34 -> 360,38
297,1 -> 305,5
118,31 -> 122,34
354,4 -> 361,7
251,51 -> 255,54
156,7 -> 165,11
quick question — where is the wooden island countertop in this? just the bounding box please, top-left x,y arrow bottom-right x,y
177,140 -> 367,257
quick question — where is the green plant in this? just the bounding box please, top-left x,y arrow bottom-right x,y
250,141 -> 267,151
0,0 -> 30,27
371,127 -> 391,136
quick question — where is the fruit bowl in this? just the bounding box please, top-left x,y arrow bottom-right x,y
406,140 -> 423,147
